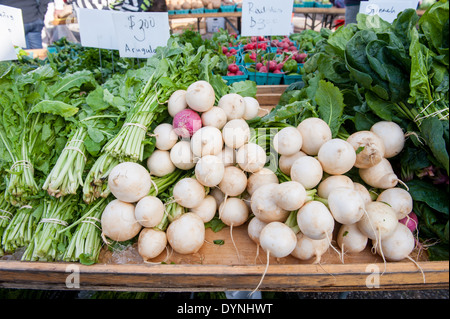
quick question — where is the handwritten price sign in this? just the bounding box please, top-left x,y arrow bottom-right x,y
241,0 -> 294,36
359,0 -> 420,23
113,11 -> 170,58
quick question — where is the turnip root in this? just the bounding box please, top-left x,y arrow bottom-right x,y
166,212 -> 205,254
185,80 -> 215,113
260,222 -> 297,258
210,186 -> 225,207
247,217 -> 268,246
217,146 -> 236,167
346,131 -> 385,168
353,182 -> 373,205
219,197 -> 249,227
359,158 -> 399,189
290,156 -> 323,189
218,93 -> 246,120
370,121 -> 405,158
296,118 -> 332,155
108,162 -> 152,203
222,118 -> 250,149
279,151 -> 306,176
317,175 -> 354,199
153,123 -> 178,151
168,89 -> 187,117
170,140 -> 196,170
275,181 -> 307,211
243,96 -> 262,120
291,232 -> 330,264
173,177 -> 206,208
273,126 -> 303,156
172,108 -> 202,138
194,155 -> 225,187
236,143 -> 267,173
191,126 -> 224,158
372,223 -> 415,262
251,183 -> 289,223
147,150 -> 176,177
357,201 -> 398,241
337,223 -> 368,255
297,201 -> 334,241
246,167 -> 278,196
135,195 -> 165,228
218,165 -> 247,197
318,138 -> 356,175
138,228 -> 167,262
190,195 -> 217,223
328,187 -> 365,225
376,188 -> 413,220
201,106 -> 227,130
101,199 -> 142,242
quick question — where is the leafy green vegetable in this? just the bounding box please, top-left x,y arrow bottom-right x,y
315,80 -> 345,137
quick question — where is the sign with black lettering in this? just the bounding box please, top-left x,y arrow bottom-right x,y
359,0 -> 420,23
0,4 -> 26,48
241,0 -> 294,36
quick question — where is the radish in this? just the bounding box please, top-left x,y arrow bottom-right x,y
278,151 -> 306,176
370,121 -> 405,158
218,93 -> 246,120
218,166 -> 247,197
353,182 -> 373,205
251,183 -> 289,223
318,138 -> 356,175
246,167 -> 279,196
147,150 -> 176,177
173,177 -> 206,209
273,126 -> 303,156
236,143 -> 267,173
185,80 -> 215,113
138,228 -> 167,262
376,188 -> 413,219
190,195 -> 217,223
296,118 -> 332,155
217,146 -> 236,167
195,155 -> 225,187
275,181 -> 307,211
317,175 -> 354,199
190,126 -> 224,157
201,107 -> 227,130
337,223 -> 368,255
166,212 -> 205,254
291,232 -> 330,264
222,118 -> 250,149
135,195 -> 165,228
170,140 -> 196,170
297,201 -> 334,241
108,162 -> 152,203
101,199 -> 142,242
290,156 -> 323,189
359,158 -> 399,189
243,96 -> 262,120
346,131 -> 385,168
328,187 -> 365,225
172,108 -> 202,138
153,123 -> 178,151
399,211 -> 419,233
168,89 -> 187,117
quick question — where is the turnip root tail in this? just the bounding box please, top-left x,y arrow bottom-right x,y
396,178 -> 409,191
230,224 -> 241,264
406,255 -> 426,284
250,249 -> 270,297
143,245 -> 173,265
325,230 -> 343,263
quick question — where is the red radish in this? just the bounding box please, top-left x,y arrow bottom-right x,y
399,211 -> 419,232
256,63 -> 263,71
259,66 -> 268,73
228,63 -> 239,74
222,47 -> 228,54
268,61 -> 277,72
172,109 -> 202,138
227,72 -> 236,76
236,71 -> 244,75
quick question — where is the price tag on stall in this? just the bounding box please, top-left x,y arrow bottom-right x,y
0,4 -> 26,48
0,26 -> 17,61
241,0 -> 294,37
359,0 -> 420,23
77,8 -> 119,50
112,11 -> 170,58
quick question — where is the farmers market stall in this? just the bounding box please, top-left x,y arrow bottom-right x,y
0,1 -> 449,296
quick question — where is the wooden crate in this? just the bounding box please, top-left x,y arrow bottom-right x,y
0,86 -> 448,292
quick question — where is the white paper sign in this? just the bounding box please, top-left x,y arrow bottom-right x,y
241,0 -> 294,37
0,4 -> 26,48
359,0 -> 420,23
112,11 -> 170,58
0,27 -> 17,61
78,8 -> 119,50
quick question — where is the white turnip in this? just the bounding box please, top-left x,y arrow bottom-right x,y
370,121 -> 405,158
251,183 -> 289,223
328,187 -> 365,225
218,165 -> 247,197
147,150 -> 176,177
291,232 -> 329,264
201,106 -> 227,129
346,130 -> 385,168
185,80 -> 215,113
273,126 -> 303,156
138,228 -> 167,262
318,138 -> 356,175
247,217 -> 268,246
357,201 -> 398,241
359,158 -> 399,189
194,155 -> 225,187
290,156 -> 323,189
168,89 -> 187,117
217,146 -> 236,167
376,188 -> 413,220
222,118 -> 250,149
297,201 -> 334,241
236,143 -> 267,173
317,175 -> 354,199
190,126 -> 224,158
153,123 -> 178,151
190,195 -> 217,223
219,197 -> 249,226
337,223 -> 368,255
170,140 -> 196,170
353,182 -> 373,205
172,177 -> 206,209
275,181 -> 307,211
278,151 -> 306,176
108,162 -> 152,203
296,117 -> 332,155
134,195 -> 165,228
243,96 -> 261,120
166,212 -> 205,255
246,168 -> 278,196
101,199 -> 142,242
259,222 -> 297,258
218,93 -> 246,120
